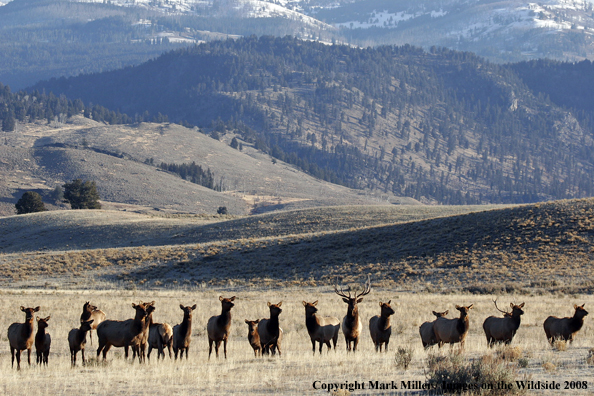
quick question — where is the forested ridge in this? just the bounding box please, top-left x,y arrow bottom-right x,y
23,36 -> 594,204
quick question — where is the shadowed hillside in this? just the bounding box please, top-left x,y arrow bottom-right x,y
1,199 -> 592,294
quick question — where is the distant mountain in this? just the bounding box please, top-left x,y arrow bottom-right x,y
32,36 -> 594,205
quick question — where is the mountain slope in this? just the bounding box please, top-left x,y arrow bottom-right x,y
32,36 -> 594,205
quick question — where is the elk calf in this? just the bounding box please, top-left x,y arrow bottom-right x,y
433,304 -> 473,348
207,296 -> 236,359
146,303 -> 173,360
303,301 -> 340,354
8,306 -> 40,369
335,279 -> 371,352
543,303 -> 588,345
369,301 -> 395,352
80,301 -> 105,346
69,319 -> 94,366
419,310 -> 448,348
483,301 -> 525,347
35,316 -> 51,366
173,304 -> 196,360
258,302 -> 283,356
245,319 -> 261,357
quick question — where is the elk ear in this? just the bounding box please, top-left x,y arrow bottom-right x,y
342,298 -> 349,304
388,300 -> 391,305
191,304 -> 197,310
432,311 -> 438,316
34,306 -> 40,312
277,302 -> 282,307
379,301 -> 383,307
312,300 -> 318,306
519,302 -> 525,308
455,305 -> 461,309
356,297 -> 364,303
245,319 -> 249,323
219,296 -> 224,301
45,316 -> 51,321
444,310 -> 449,316
302,301 -> 307,306
132,303 -> 137,308
180,304 -> 185,310
267,302 -> 272,307
87,319 -> 94,325
20,306 -> 25,312
574,304 -> 578,309
36,317 -> 40,322
582,303 -> 586,308
230,296 -> 236,301
255,319 -> 259,323
467,304 -> 474,309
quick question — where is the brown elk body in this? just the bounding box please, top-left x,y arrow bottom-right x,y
7,306 -> 40,369
303,301 -> 340,354
35,316 -> 51,366
419,310 -> 449,348
146,304 -> 173,360
68,319 -> 94,366
258,302 -> 283,356
173,304 -> 196,360
80,301 -> 105,346
96,301 -> 152,363
433,304 -> 474,348
245,319 -> 261,357
483,301 -> 525,347
335,280 -> 371,352
369,301 -> 395,352
207,296 -> 236,359
543,304 -> 588,345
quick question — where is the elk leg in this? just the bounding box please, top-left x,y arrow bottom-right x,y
324,341 -> 331,353
89,330 -> 93,346
223,339 -> 227,359
71,350 -> 75,366
311,340 -> 316,354
16,349 -> 21,370
10,347 -> 15,368
173,347 -> 179,360
185,346 -> 189,359
385,340 -> 389,352
167,344 -> 172,359
353,337 -> 359,352
215,340 -> 221,358
102,344 -> 112,360
208,339 -> 213,359
81,349 -> 86,365
27,348 -> 31,366
147,345 -> 153,360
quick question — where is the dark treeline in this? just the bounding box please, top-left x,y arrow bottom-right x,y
30,36 -> 594,204
158,161 -> 223,192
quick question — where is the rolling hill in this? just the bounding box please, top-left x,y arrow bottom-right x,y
0,198 -> 591,295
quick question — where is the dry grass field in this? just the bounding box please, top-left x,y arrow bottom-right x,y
1,198 -> 594,394
0,289 -> 592,395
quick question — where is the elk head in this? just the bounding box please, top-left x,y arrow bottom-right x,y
334,279 -> 371,315
36,316 -> 50,329
574,303 -> 588,318
379,301 -> 395,318
302,301 -> 319,316
220,296 -> 236,311
21,306 -> 40,321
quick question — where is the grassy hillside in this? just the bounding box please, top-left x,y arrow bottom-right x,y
0,117 -> 410,216
1,199 -> 592,294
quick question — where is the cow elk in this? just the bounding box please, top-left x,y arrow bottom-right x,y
207,296 -> 236,359
7,306 -> 40,369
483,300 -> 525,347
69,319 -> 94,366
146,303 -> 173,360
258,302 -> 283,356
369,301 -> 395,352
173,304 -> 196,360
543,303 -> 589,345
35,316 -> 51,366
334,279 -> 371,352
80,301 -> 106,345
96,301 -> 153,363
433,304 -> 473,348
419,310 -> 448,348
245,319 -> 261,357
302,300 -> 340,354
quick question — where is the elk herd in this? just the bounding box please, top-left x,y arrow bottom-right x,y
5,284 -> 590,369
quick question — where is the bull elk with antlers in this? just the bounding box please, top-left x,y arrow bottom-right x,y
334,278 -> 371,352
302,300 -> 340,354
483,300 -> 525,347
419,310 -> 448,348
543,304 -> 588,345
433,304 -> 473,348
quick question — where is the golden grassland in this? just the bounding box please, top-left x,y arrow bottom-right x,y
0,288 -> 593,395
